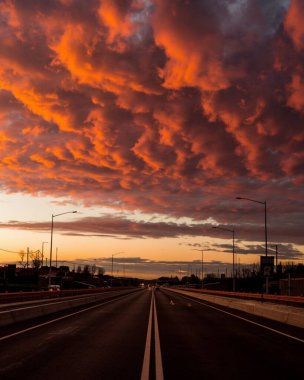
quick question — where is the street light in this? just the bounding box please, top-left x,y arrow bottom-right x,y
212,226 -> 236,292
192,248 -> 204,289
111,252 -> 123,287
49,211 -> 77,286
236,197 -> 269,294
41,241 -> 48,266
236,197 -> 268,256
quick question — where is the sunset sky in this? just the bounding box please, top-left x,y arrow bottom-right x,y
0,0 -> 303,278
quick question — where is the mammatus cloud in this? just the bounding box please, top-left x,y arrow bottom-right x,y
0,1 -> 303,249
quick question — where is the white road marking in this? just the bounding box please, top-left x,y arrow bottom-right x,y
153,293 -> 164,380
0,292 -> 133,342
0,293 -> 119,314
141,291 -> 154,380
141,289 -> 165,380
176,293 -> 304,344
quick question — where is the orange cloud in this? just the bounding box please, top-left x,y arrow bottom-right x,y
285,0 -> 304,50
152,0 -> 229,91
0,0 -> 302,249
98,0 -> 135,45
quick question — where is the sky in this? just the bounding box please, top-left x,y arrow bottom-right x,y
0,0 -> 303,279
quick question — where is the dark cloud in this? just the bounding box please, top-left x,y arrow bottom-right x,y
70,255 -> 235,278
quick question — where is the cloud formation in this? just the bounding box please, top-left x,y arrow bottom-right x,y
0,0 -> 303,250
67,256 -> 236,278
0,213 -> 303,250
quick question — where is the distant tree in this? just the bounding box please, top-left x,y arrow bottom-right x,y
190,274 -> 200,284
181,275 -> 190,284
277,262 -> 283,276
77,265 -> 82,273
98,267 -> 105,276
82,265 -> 90,280
91,264 -> 97,275
18,250 -> 27,268
241,268 -> 252,278
30,250 -> 42,270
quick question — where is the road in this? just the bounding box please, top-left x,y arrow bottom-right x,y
0,288 -> 303,380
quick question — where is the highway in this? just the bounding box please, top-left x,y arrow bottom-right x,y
0,288 -> 303,380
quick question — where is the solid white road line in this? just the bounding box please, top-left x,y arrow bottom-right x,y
141,290 -> 154,380
153,292 -> 164,380
175,292 -> 304,344
0,292 -> 133,342
0,291 -> 138,314
0,294 -> 103,314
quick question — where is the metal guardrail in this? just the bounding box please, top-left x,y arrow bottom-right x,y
0,287 -> 134,304
175,287 -> 304,307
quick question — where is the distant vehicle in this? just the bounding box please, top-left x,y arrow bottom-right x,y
48,285 -> 60,291
155,285 -> 160,290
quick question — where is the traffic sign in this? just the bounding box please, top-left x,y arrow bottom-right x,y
260,256 -> 274,277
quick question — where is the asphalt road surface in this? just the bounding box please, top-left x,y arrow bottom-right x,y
0,288 -> 303,380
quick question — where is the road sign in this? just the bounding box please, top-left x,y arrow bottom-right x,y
260,256 -> 274,277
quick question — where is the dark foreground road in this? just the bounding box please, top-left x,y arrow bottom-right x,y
0,288 -> 303,380
156,289 -> 304,380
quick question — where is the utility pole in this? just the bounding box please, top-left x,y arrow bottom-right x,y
41,241 -> 48,267
201,250 -> 204,289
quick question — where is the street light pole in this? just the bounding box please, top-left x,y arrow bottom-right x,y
111,252 -> 123,287
49,211 -> 77,287
192,248 -> 205,289
41,241 -> 48,267
264,200 -> 268,257
212,226 -> 235,292
236,197 -> 269,293
201,249 -> 204,289
236,197 -> 268,256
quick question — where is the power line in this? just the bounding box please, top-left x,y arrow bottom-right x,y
0,248 -> 21,254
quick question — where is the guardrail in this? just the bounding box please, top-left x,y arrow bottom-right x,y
174,287 -> 304,307
0,288 -> 139,327
168,288 -> 304,328
0,287 -> 134,304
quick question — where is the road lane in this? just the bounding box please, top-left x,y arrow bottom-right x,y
1,287 -> 303,380
0,288 -> 136,313
156,289 -> 303,380
0,288 -> 140,330
0,289 -> 151,380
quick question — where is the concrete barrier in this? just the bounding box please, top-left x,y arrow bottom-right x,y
0,289 -> 136,327
167,288 -> 304,328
